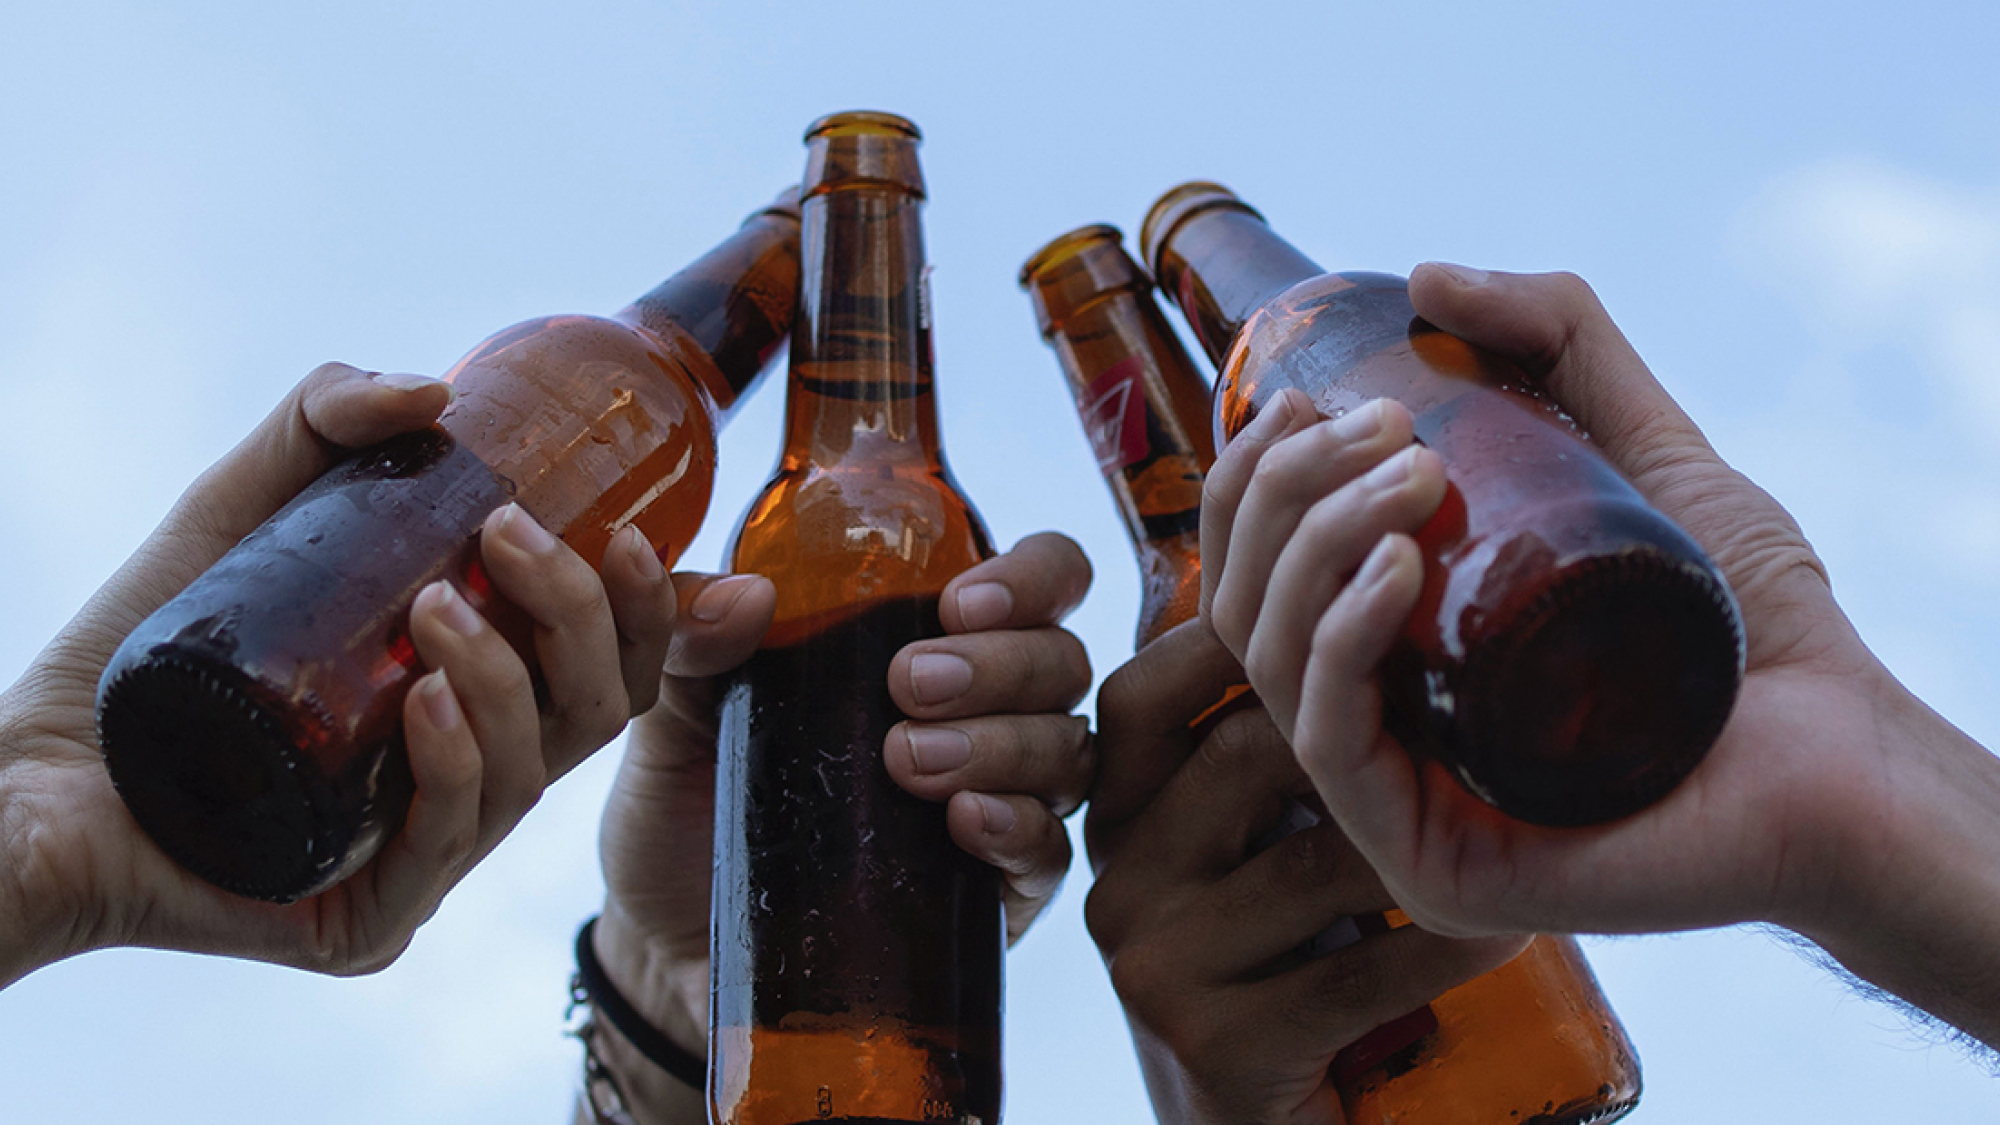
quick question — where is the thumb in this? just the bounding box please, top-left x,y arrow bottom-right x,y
1407,264 -> 1724,506
63,363 -> 451,664
628,574 -> 771,778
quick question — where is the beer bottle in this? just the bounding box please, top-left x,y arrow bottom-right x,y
709,112 -> 1000,1125
1023,223 -> 1643,1125
95,190 -> 803,904
1141,182 -> 1746,828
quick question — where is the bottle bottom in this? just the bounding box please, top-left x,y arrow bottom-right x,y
97,651 -> 394,903
709,1019 -> 998,1125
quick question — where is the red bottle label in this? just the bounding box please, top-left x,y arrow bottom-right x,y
1081,356 -> 1150,472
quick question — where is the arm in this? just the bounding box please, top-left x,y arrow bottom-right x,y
0,362 -> 682,986
575,534 -> 1097,1124
1199,265 -> 2000,1050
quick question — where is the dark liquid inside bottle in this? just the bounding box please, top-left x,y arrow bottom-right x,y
713,597 -> 1003,1125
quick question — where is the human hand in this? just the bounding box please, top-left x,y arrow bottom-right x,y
0,362 -> 679,986
1200,266 -> 2000,1046
1084,620 -> 1523,1125
585,533 -> 1095,1122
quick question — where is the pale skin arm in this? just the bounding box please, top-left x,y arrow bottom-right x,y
0,362 -> 702,986
575,534 -> 1097,1124
1198,264 -> 2000,1052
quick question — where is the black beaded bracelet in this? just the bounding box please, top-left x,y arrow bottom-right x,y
571,916 -> 707,1090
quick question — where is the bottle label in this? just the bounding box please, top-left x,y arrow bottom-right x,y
1081,356 -> 1150,472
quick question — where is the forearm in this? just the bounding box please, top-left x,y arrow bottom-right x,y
1785,679 -> 2000,1050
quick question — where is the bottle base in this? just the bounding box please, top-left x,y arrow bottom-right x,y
97,651 -> 385,903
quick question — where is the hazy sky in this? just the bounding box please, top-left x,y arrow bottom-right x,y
3,1 -> 1998,1121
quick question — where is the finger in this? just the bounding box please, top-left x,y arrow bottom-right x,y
598,525 -> 679,717
367,669 -> 485,935
408,579 -> 545,849
478,503 -> 627,779
939,532 -> 1094,633
1209,402 -> 1418,659
1199,387 -> 1316,618
946,791 -> 1073,944
1243,924 -> 1529,1060
1407,264 -> 1721,514
1084,706 -> 1309,949
887,713 -> 1094,817
663,573 -> 775,679
1288,535 -> 1428,877
1189,822 -> 1395,976
888,627 -> 1091,722
1087,620 -> 1250,859
1242,447 -> 1446,734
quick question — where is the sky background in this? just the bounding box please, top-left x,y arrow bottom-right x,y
3,0 -> 1999,1120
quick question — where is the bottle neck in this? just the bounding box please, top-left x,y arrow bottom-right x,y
1026,233 -> 1212,553
782,183 -> 941,467
614,193 -> 802,418
1155,206 -> 1323,366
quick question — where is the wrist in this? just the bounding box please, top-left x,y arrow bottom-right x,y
1779,672 -> 2000,1047
582,907 -> 709,1124
0,700 -> 88,989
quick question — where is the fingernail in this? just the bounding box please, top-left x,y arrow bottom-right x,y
954,582 -> 1013,632
497,503 -> 557,555
690,575 -> 757,623
1366,446 -> 1417,488
419,670 -> 461,731
974,793 -> 1018,835
418,580 -> 483,637
372,371 -> 452,398
1358,537 -> 1402,587
1244,389 -> 1298,438
906,726 -> 973,774
909,652 -> 974,706
1428,261 -> 1490,287
1330,399 -> 1384,442
621,525 -> 665,582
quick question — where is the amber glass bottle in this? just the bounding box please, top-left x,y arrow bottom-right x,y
95,191 -> 802,904
710,112 -> 1000,1125
1141,182 -> 1745,828
1024,224 -> 1642,1125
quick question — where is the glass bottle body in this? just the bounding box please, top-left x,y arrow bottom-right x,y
710,112 -> 1002,1125
1149,190 -> 1744,828
1025,224 -> 1640,1125
96,200 -> 800,902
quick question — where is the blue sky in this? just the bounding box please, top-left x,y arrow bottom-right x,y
3,1 -> 1998,1120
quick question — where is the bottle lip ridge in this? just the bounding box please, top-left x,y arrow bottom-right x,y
805,110 -> 922,142
748,185 -> 804,224
1139,180 -> 1263,279
1017,223 -> 1124,289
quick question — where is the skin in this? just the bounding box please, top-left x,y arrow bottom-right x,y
1082,619 -> 1524,1125
1201,263 -> 2000,1053
0,362 -> 738,985
576,534 -> 1098,1125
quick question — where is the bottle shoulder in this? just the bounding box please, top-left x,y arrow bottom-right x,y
730,461 -> 990,595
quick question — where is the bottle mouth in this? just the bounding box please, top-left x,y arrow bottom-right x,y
804,110 -> 922,142
97,652 -> 394,903
1018,224 -> 1151,337
1139,180 -> 1261,279
1017,223 -> 1124,289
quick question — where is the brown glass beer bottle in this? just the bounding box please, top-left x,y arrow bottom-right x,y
709,112 -> 1000,1125
95,190 -> 802,903
1023,223 -> 1643,1125
1141,182 -> 1745,828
